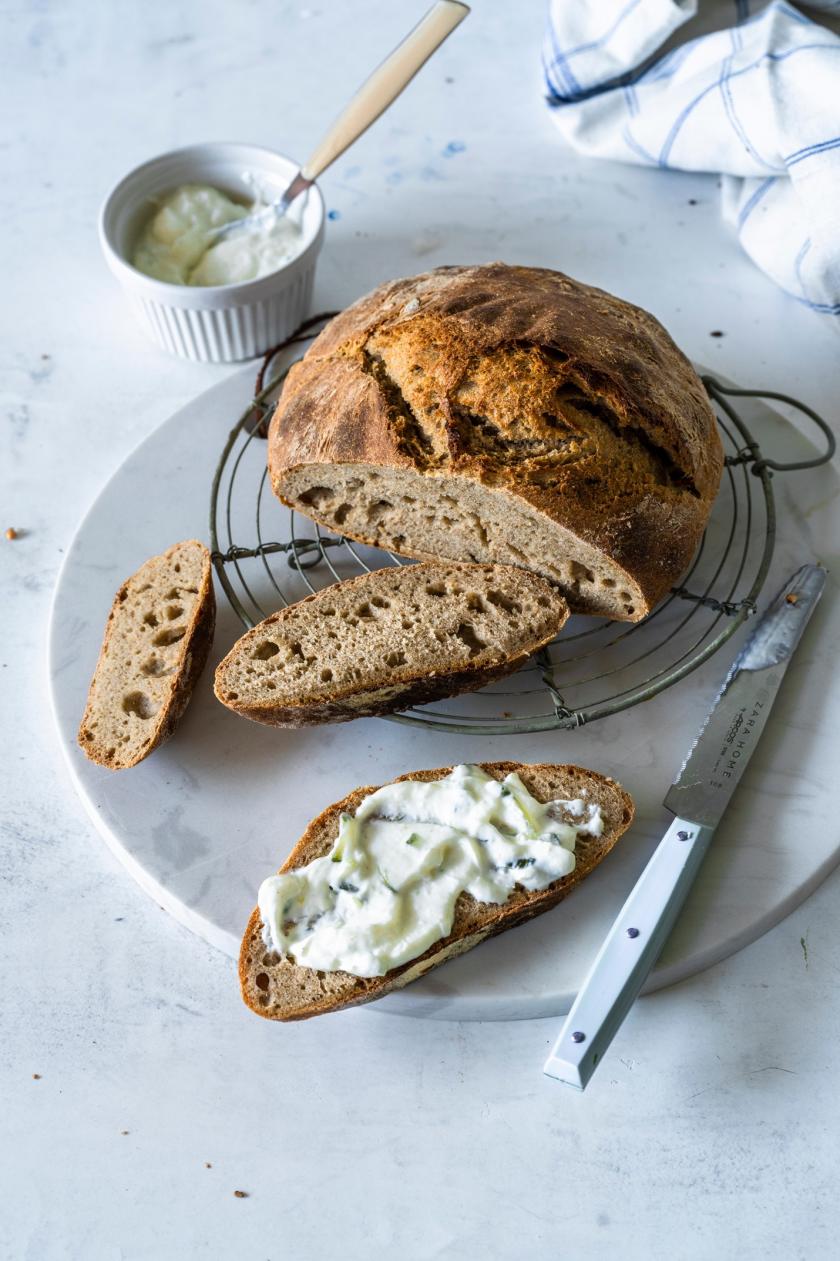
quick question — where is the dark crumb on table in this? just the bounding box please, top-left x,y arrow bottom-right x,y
32,1073 -> 41,1080
688,198 -> 698,205
205,1162 -> 212,1169
120,1130 -> 129,1136
233,1189 -> 249,1199
709,330 -> 725,338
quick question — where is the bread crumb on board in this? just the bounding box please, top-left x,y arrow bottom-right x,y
32,1073 -> 41,1080
233,1190 -> 249,1199
6,527 -> 20,540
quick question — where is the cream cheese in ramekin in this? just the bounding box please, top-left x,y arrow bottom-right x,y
132,182 -> 303,287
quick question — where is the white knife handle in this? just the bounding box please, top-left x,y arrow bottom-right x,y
543,818 -> 715,1090
300,1 -> 470,183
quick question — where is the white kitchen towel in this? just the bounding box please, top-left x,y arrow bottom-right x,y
542,0 -> 840,319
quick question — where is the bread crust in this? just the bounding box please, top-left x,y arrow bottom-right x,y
239,761 -> 634,1020
77,540 -> 216,770
216,653 -> 539,727
267,264 -> 723,618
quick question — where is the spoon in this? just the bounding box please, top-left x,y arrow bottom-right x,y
212,0 -> 470,242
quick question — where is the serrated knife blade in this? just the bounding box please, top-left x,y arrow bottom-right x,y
544,563 -> 826,1091
663,564 -> 826,827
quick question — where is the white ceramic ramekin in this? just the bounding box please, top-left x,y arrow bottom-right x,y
99,142 -> 325,363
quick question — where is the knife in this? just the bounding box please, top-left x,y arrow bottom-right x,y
543,563 -> 827,1091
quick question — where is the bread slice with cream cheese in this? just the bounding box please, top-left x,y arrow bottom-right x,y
239,761 -> 634,1021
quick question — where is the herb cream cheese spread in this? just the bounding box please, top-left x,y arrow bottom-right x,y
132,183 -> 303,286
258,764 -> 603,978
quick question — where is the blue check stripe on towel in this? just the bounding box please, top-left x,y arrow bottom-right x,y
542,0 -> 840,320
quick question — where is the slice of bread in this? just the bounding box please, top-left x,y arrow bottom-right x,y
78,540 -> 215,770
214,562 -> 568,728
240,761 -> 634,1021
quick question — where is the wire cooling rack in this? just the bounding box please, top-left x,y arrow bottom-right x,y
209,316 -> 834,735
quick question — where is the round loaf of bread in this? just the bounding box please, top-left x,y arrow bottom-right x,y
268,263 -> 723,621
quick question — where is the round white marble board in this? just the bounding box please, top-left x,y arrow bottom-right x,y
49,364 -> 840,1021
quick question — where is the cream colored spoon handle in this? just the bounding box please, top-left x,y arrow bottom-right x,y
300,1 -> 469,183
